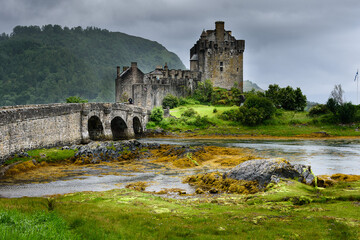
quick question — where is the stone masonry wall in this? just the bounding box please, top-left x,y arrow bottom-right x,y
0,104 -> 83,162
0,103 -> 149,163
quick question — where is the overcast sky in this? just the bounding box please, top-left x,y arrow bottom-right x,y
1,0 -> 360,103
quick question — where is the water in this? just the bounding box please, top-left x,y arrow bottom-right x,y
1,138 -> 359,198
140,138 -> 360,175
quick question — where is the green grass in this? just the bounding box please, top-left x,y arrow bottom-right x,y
161,105 -> 360,137
0,180 -> 359,239
170,105 -> 238,118
4,148 -> 76,165
0,210 -> 80,240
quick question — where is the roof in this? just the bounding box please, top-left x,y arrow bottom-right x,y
190,54 -> 198,61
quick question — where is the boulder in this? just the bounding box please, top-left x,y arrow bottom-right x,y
224,158 -> 315,187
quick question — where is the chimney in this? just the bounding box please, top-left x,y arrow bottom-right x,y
131,62 -> 137,69
117,66 -> 120,77
215,21 -> 224,43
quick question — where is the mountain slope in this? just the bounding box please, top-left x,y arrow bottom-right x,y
0,25 -> 185,106
243,80 -> 264,92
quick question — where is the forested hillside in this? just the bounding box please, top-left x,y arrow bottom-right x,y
0,25 -> 185,106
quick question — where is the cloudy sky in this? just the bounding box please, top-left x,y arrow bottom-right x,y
1,0 -> 360,103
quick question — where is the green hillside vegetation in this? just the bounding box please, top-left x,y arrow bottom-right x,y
0,25 -> 185,106
150,83 -> 360,137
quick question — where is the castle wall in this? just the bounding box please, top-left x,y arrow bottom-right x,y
204,49 -> 243,90
132,78 -> 196,109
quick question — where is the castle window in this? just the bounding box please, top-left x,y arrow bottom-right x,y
220,62 -> 223,72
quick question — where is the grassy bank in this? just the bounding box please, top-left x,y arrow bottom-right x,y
149,105 -> 360,137
0,180 -> 359,239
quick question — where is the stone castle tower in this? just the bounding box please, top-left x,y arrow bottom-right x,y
190,21 -> 245,91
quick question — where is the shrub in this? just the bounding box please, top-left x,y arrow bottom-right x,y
243,95 -> 275,120
220,108 -> 241,121
220,106 -> 267,126
308,104 -> 328,117
146,121 -> 156,129
162,94 -> 179,109
181,108 -> 198,118
150,107 -> 163,123
66,96 -> 88,103
179,97 -> 200,106
186,115 -> 212,129
238,107 -> 264,126
338,102 -> 356,124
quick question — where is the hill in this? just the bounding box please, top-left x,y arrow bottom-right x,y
0,25 -> 185,106
243,80 -> 263,92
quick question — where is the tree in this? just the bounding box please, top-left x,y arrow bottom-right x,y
193,79 -> 214,103
330,84 -> 344,106
265,85 -> 307,111
265,84 -> 281,107
326,98 -> 338,114
294,87 -> 307,111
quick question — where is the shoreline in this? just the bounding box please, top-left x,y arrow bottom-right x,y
144,132 -> 360,141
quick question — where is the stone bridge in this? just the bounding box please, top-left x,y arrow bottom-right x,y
0,103 -> 150,161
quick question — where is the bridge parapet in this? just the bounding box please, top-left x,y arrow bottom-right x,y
0,103 -> 149,162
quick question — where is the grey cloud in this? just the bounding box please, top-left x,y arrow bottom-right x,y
1,0 -> 360,103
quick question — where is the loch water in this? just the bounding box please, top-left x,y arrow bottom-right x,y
1,138 -> 359,198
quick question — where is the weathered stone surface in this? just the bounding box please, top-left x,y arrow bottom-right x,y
224,158 -> 315,187
72,140 -> 160,163
0,103 -> 149,163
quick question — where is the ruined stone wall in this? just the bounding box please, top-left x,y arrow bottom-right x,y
0,104 -> 83,161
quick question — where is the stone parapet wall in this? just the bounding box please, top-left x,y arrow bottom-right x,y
0,103 -> 82,125
0,103 -> 149,162
0,103 -> 83,161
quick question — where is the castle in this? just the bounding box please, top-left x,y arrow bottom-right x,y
115,21 -> 245,110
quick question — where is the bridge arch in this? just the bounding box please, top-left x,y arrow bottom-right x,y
133,116 -> 143,137
111,116 -> 127,140
88,115 -> 104,140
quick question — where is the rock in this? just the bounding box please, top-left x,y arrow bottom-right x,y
224,158 -> 315,187
293,164 -> 315,185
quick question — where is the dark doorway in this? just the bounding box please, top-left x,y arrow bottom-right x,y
88,116 -> 104,140
133,117 -> 143,137
111,117 -> 127,140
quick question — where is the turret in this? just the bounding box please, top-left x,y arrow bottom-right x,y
215,21 -> 224,43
